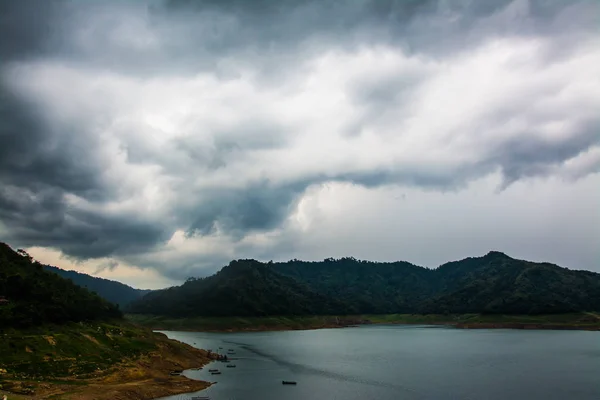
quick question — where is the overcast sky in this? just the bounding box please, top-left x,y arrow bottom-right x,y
0,0 -> 598,289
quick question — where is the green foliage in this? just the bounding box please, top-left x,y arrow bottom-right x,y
44,265 -> 151,308
0,243 -> 122,328
130,251 -> 600,317
274,252 -> 600,314
129,259 -> 348,317
0,322 -> 158,379
272,257 -> 435,313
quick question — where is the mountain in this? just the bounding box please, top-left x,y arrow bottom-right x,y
131,252 -> 600,317
420,251 -> 600,314
272,257 -> 436,313
129,259 -> 349,317
44,265 -> 152,308
0,243 -> 121,328
274,252 -> 600,314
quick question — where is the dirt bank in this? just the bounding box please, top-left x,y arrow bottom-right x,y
1,333 -> 214,400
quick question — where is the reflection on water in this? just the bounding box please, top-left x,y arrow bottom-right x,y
160,325 -> 600,400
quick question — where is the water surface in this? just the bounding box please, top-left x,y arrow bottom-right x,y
160,325 -> 600,400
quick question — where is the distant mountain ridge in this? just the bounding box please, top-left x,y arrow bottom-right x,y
44,265 -> 152,308
130,251 -> 600,316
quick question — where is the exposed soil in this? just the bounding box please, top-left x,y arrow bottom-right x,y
1,334 -> 214,400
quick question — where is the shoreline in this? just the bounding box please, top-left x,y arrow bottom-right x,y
155,321 -> 600,333
128,313 -> 600,333
0,332 -> 215,400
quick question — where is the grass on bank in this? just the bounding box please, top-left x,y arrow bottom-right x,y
0,321 -> 157,382
126,312 -> 600,332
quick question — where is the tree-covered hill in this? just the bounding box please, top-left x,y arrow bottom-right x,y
129,259 -> 349,317
0,243 -> 121,328
130,252 -> 600,317
44,265 -> 152,308
272,257 -> 435,313
420,251 -> 600,314
274,252 -> 600,314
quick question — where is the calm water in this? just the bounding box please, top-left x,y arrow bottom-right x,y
160,325 -> 600,400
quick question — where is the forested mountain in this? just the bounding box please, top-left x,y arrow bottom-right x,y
274,251 -> 600,314
44,265 -> 151,308
129,259 -> 348,317
420,251 -> 600,314
131,252 -> 600,317
272,257 -> 435,313
0,243 -> 121,328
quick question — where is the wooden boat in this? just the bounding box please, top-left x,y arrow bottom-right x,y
211,371 -> 222,375
169,371 -> 181,376
208,369 -> 219,372
282,381 -> 297,385
226,364 -> 236,368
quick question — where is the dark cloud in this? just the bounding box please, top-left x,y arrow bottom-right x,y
493,122 -> 600,185
0,0 -> 597,279
185,180 -> 309,237
0,0 -> 62,60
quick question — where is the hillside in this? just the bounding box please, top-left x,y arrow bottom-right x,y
421,251 -> 600,314
0,242 -> 214,399
131,252 -> 600,318
0,243 -> 121,328
274,252 -> 600,314
0,321 -> 213,399
44,265 -> 151,308
272,257 -> 435,313
129,259 -> 349,317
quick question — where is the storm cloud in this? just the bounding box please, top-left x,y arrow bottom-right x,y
0,0 -> 598,284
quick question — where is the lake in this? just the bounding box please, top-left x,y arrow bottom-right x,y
159,325 -> 600,400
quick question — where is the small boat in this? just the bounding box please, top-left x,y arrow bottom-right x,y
169,371 -> 181,376
208,369 -> 219,372
211,371 -> 222,375
190,396 -> 210,400
282,381 -> 297,385
226,364 -> 236,368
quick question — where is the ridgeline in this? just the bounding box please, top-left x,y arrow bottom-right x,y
129,251 -> 600,319
44,265 -> 152,309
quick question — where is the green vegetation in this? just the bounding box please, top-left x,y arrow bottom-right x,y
128,259 -> 347,317
130,251 -> 600,318
44,265 -> 152,308
0,242 -> 214,399
0,322 -> 157,380
0,243 -> 121,328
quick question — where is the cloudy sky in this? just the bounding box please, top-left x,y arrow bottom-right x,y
0,0 -> 598,289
